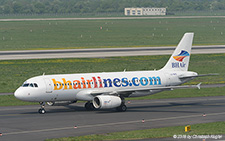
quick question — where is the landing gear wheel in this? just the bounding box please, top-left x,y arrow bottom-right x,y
38,108 -> 46,114
85,102 -> 95,111
116,104 -> 127,112
38,102 -> 46,114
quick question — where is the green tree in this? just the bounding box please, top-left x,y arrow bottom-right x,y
34,2 -> 46,14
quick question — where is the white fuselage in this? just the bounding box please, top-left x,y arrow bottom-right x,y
14,70 -> 196,102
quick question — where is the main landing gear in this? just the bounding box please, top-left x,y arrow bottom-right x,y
85,101 -> 95,111
116,96 -> 127,112
38,102 -> 46,114
116,104 -> 127,112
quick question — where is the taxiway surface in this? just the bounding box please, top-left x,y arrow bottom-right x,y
0,45 -> 225,60
1,96 -> 225,141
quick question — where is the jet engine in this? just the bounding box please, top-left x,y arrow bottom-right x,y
46,101 -> 76,106
93,95 -> 122,109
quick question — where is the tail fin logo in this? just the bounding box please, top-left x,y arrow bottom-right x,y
173,50 -> 190,62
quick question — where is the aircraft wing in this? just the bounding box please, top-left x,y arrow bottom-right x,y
90,83 -> 201,96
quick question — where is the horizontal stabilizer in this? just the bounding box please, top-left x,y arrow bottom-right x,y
197,73 -> 219,77
179,73 -> 219,79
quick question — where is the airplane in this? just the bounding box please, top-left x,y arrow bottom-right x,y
14,33 -> 213,114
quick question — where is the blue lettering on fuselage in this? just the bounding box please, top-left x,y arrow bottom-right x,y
102,76 -> 161,88
140,77 -> 148,86
132,77 -> 139,86
113,78 -> 121,87
103,78 -> 112,87
121,78 -> 129,87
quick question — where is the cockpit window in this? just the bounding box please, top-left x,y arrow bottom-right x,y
22,83 -> 38,88
22,83 -> 29,87
34,83 -> 38,87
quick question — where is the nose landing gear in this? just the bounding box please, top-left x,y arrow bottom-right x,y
38,102 -> 46,114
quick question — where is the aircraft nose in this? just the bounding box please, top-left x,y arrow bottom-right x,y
14,88 -> 25,100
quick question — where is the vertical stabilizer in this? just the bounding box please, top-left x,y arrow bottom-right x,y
161,33 -> 194,71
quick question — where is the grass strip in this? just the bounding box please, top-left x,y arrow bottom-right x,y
1,18 -> 225,50
46,121 -> 225,141
0,95 -> 37,106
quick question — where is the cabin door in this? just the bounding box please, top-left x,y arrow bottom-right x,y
44,78 -> 53,93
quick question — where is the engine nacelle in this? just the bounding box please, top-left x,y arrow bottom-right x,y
93,95 -> 122,109
46,101 -> 76,106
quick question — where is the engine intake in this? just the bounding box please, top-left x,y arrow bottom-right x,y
93,95 -> 122,109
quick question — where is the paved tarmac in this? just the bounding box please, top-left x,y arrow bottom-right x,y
1,96 -> 225,141
0,45 -> 225,60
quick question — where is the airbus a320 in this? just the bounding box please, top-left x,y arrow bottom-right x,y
14,33 -> 213,114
